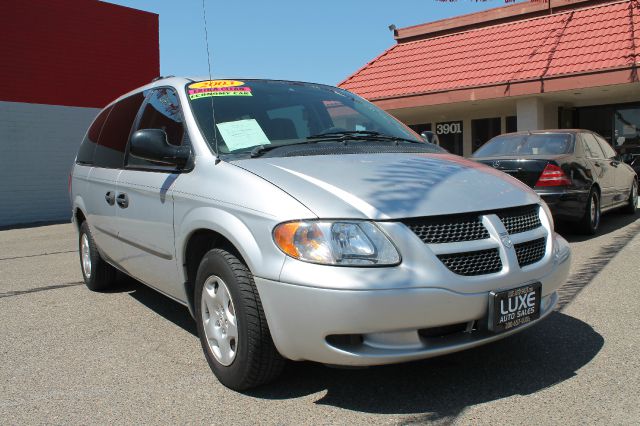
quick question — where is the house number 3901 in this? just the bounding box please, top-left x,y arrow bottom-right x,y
436,122 -> 462,135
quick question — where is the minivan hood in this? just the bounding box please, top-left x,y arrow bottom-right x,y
232,153 -> 540,220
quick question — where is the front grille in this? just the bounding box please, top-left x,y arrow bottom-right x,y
497,205 -> 541,234
402,215 -> 489,244
437,249 -> 502,276
515,237 -> 546,267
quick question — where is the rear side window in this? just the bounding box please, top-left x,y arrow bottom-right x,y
76,107 -> 111,165
94,93 -> 145,168
582,133 -> 605,159
595,134 -> 617,159
128,88 -> 186,168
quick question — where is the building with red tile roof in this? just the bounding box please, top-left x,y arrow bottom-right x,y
340,0 -> 640,157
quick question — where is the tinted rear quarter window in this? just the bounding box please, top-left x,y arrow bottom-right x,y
76,107 -> 111,165
94,93 -> 145,168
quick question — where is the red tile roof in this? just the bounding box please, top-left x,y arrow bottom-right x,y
340,0 -> 640,101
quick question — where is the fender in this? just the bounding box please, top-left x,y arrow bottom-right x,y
175,206 -> 288,284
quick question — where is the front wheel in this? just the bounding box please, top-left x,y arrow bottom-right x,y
623,179 -> 638,214
194,248 -> 284,391
580,189 -> 601,235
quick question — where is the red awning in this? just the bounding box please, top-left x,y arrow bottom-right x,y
340,0 -> 640,102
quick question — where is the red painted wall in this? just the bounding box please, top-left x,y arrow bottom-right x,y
0,0 -> 159,108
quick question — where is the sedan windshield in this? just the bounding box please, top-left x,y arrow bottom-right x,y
186,79 -> 422,157
473,133 -> 574,157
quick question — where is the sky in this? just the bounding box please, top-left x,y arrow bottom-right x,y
104,0 -> 523,86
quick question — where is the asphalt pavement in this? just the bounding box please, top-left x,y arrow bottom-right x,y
1,211 -> 639,425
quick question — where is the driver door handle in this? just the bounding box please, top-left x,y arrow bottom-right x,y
116,192 -> 129,209
105,191 -> 115,206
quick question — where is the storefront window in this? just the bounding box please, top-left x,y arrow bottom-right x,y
614,108 -> 640,154
506,116 -> 517,133
472,117 -> 501,152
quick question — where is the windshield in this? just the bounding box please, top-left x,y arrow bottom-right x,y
186,79 -> 422,157
473,133 -> 574,157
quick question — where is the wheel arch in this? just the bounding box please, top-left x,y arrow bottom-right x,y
176,207 -> 285,318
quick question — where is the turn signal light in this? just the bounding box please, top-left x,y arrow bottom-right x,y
535,164 -> 572,187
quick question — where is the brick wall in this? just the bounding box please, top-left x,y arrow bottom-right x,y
0,102 -> 99,227
0,0 -> 159,108
0,0 -> 158,227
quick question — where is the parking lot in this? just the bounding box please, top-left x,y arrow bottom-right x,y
1,212 -> 639,425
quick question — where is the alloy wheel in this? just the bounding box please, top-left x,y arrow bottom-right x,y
201,275 -> 238,366
80,233 -> 92,279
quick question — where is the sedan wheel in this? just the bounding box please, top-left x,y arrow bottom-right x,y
624,179 -> 638,214
581,189 -> 600,235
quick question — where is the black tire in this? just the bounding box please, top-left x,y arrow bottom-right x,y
194,248 -> 284,391
623,179 -> 638,214
79,221 -> 116,291
580,188 -> 601,235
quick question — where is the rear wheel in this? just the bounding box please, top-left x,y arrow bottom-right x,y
580,188 -> 601,235
194,248 -> 284,391
624,179 -> 638,214
79,221 -> 116,291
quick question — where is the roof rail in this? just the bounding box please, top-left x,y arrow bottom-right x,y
151,75 -> 175,82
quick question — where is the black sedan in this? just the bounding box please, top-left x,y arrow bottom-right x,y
473,130 -> 638,234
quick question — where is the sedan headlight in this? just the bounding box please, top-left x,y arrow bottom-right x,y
273,221 -> 400,266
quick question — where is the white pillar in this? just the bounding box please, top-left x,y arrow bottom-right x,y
516,98 -> 545,131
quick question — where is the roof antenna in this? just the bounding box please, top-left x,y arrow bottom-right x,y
201,0 -> 221,163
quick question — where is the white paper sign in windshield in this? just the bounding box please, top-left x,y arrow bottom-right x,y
216,119 -> 271,151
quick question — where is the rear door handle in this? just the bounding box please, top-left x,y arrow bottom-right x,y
105,191 -> 115,206
116,193 -> 129,209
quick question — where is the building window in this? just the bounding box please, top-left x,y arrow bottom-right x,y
472,117 -> 501,152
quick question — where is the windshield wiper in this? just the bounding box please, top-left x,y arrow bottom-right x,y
307,130 -> 423,145
250,132 -> 423,158
307,130 -> 382,139
250,140 -> 320,158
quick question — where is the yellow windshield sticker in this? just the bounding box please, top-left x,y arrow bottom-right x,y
189,80 -> 245,89
188,86 -> 252,100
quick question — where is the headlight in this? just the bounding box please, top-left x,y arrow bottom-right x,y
273,221 -> 400,266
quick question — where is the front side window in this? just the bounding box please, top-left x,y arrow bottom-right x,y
186,79 -> 421,158
127,88 -> 186,168
94,93 -> 145,168
472,133 -> 574,157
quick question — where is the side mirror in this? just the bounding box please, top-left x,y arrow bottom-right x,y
616,136 -> 626,146
420,131 -> 439,145
621,153 -> 633,164
130,129 -> 190,168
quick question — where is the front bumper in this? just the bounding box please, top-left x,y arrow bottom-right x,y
255,235 -> 571,366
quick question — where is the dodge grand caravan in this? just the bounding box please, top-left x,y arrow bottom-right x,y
70,77 -> 571,390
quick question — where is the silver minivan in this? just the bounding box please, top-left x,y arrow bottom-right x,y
71,77 -> 571,390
